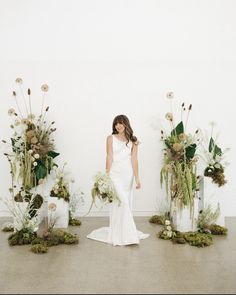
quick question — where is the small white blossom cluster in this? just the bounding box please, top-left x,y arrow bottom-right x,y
162,220 -> 175,239
92,172 -> 120,204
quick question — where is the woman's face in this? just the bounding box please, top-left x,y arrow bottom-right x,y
115,123 -> 125,134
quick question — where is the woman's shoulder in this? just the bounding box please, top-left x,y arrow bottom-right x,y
106,134 -> 113,142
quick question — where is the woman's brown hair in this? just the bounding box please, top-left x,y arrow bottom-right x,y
112,114 -> 138,146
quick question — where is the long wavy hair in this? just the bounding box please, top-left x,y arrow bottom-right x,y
112,114 -> 138,146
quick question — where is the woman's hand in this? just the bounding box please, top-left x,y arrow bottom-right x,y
135,180 -> 141,189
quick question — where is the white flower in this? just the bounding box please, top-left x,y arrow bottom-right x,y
53,166 -> 57,170
165,112 -> 173,121
14,119 -> 20,126
167,231 -> 172,238
8,108 -> 15,116
166,225 -> 172,231
165,220 -> 171,226
28,149 -> 33,154
20,191 -> 26,197
214,163 -> 221,169
166,91 -> 174,99
33,161 -> 38,166
15,77 -> 23,84
34,153 -> 40,159
54,184 -> 59,190
41,84 -> 49,92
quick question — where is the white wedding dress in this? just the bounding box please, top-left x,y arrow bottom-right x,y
87,135 -> 150,246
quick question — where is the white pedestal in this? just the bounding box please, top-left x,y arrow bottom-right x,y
48,197 -> 69,228
171,198 -> 199,232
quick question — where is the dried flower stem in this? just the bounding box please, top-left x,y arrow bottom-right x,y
13,93 -> 23,119
19,85 -> 29,116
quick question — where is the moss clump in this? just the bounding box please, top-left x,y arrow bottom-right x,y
39,229 -> 79,247
1,222 -> 14,232
157,229 -> 175,240
2,226 -> 14,232
206,224 -> 228,235
31,244 -> 48,254
172,231 -> 186,244
69,218 -> 82,226
183,232 -> 213,247
149,215 -> 165,225
8,229 -> 36,246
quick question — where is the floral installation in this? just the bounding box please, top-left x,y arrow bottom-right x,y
50,164 -> 70,202
0,194 -> 41,232
201,122 -> 229,187
2,78 -> 59,191
160,92 -> 201,218
197,203 -> 227,235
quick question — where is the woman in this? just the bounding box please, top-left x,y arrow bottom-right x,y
87,114 -> 149,246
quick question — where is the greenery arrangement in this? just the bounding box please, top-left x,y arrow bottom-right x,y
201,123 -> 229,187
50,164 -> 70,202
3,78 -> 59,191
160,92 -> 201,218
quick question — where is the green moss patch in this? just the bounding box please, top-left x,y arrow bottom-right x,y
69,218 -> 82,226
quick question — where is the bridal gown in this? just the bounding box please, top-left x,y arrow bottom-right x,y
87,135 -> 150,246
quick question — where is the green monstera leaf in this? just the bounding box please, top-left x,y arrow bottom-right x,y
185,144 -> 196,160
209,137 -> 222,159
171,121 -> 184,137
34,162 -> 47,180
48,150 -> 60,158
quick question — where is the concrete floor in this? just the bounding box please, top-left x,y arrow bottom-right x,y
0,217 -> 236,294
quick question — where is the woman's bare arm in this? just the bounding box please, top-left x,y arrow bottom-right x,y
131,142 -> 141,189
106,135 -> 113,174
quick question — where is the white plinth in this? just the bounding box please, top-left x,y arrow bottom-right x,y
48,197 -> 69,228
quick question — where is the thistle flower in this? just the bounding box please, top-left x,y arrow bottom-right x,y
31,137 -> 38,144
8,108 -> 15,116
165,112 -> 173,121
166,91 -> 174,99
41,84 -> 49,92
15,77 -> 23,84
172,143 -> 182,152
48,203 -> 57,211
26,130 -> 35,138
179,133 -> 187,141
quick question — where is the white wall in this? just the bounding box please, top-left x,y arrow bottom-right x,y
0,0 -> 235,218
